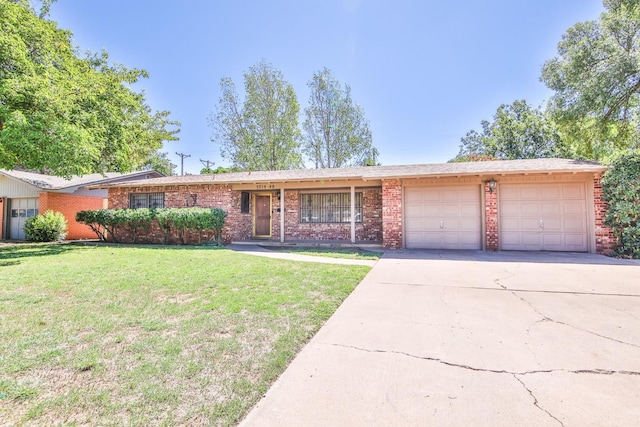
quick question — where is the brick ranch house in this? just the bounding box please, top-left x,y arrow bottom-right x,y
0,169 -> 163,240
100,158 -> 615,254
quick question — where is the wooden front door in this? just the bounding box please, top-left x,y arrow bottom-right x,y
254,195 -> 271,237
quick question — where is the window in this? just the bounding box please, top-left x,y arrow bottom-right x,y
129,193 -> 164,209
241,192 -> 250,213
299,192 -> 362,223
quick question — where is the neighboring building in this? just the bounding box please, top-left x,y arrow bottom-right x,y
0,170 -> 163,240
99,159 -> 616,254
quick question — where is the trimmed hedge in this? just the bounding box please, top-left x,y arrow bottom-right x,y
602,151 -> 640,258
76,208 -> 227,245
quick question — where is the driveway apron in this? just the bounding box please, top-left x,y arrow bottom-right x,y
240,250 -> 640,426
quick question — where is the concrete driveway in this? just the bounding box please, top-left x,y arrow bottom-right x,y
240,250 -> 640,426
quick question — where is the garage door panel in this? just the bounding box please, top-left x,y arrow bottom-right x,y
563,201 -> 585,215
541,186 -> 561,198
542,202 -> 562,215
459,218 -> 480,231
565,234 -> 587,245
500,203 -> 521,216
501,217 -> 521,231
542,217 -> 562,231
500,183 -> 588,252
441,204 -> 461,216
521,218 -> 541,231
562,185 -> 584,199
405,205 -> 425,217
564,217 -> 586,232
405,185 -> 481,249
405,219 -> 426,232
518,187 -> 541,199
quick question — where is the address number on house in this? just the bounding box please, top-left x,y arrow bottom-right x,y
256,184 -> 275,190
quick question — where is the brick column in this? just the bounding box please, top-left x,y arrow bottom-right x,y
485,182 -> 499,251
382,179 -> 402,249
593,176 -> 615,255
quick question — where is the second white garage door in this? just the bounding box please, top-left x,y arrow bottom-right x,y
405,186 -> 481,249
500,183 -> 588,252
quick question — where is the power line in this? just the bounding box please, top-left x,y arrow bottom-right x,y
175,152 -> 191,175
200,159 -> 215,169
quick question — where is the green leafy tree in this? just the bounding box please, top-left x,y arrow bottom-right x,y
541,0 -> 640,159
303,68 -> 377,168
454,100 -> 563,161
142,151 -> 176,176
200,165 -> 241,174
210,60 -> 302,171
0,1 -> 179,177
602,150 -> 640,258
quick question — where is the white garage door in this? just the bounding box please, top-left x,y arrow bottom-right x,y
9,198 -> 39,240
500,183 -> 588,252
405,186 -> 481,249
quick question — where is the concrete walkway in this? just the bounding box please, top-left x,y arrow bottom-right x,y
240,250 -> 640,426
226,244 -> 378,266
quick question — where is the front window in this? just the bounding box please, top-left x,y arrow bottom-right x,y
129,193 -> 164,209
299,192 -> 362,223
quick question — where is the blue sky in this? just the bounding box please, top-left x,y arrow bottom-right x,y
49,0 -> 604,175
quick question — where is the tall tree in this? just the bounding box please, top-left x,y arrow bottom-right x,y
0,1 -> 179,177
303,68 -> 376,168
454,100 -> 563,161
141,151 -> 176,176
210,60 -> 302,171
541,0 -> 640,159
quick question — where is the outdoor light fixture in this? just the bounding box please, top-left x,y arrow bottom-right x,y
488,179 -> 497,193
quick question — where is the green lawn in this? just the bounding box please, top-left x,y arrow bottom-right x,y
0,243 -> 370,426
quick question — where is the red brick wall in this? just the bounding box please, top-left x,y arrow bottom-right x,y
108,184 -> 251,243
108,185 -> 382,244
485,182 -> 499,251
39,193 -> 106,240
593,176 -> 616,255
282,188 -> 382,242
382,180 -> 402,249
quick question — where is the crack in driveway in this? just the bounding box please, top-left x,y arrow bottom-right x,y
513,375 -> 564,426
511,288 -> 640,349
325,343 -> 640,377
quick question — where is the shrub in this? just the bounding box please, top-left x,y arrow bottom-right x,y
24,210 -> 68,242
602,151 -> 640,258
76,208 -> 227,245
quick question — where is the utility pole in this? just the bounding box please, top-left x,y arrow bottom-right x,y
200,159 -> 215,170
175,152 -> 191,176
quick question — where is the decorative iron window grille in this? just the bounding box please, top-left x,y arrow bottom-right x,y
129,193 -> 165,209
299,192 -> 362,223
241,192 -> 250,213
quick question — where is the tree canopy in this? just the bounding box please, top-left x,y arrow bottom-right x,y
453,100 -> 562,161
303,68 -> 377,168
141,151 -> 176,176
210,60 -> 302,171
541,0 -> 640,159
0,1 -> 179,177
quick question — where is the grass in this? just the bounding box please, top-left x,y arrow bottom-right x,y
265,246 -> 383,260
0,243 -> 371,426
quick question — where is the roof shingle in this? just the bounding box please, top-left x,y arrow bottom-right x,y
96,158 -> 606,188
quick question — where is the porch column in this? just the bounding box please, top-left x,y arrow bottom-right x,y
350,185 -> 356,243
280,188 -> 285,243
